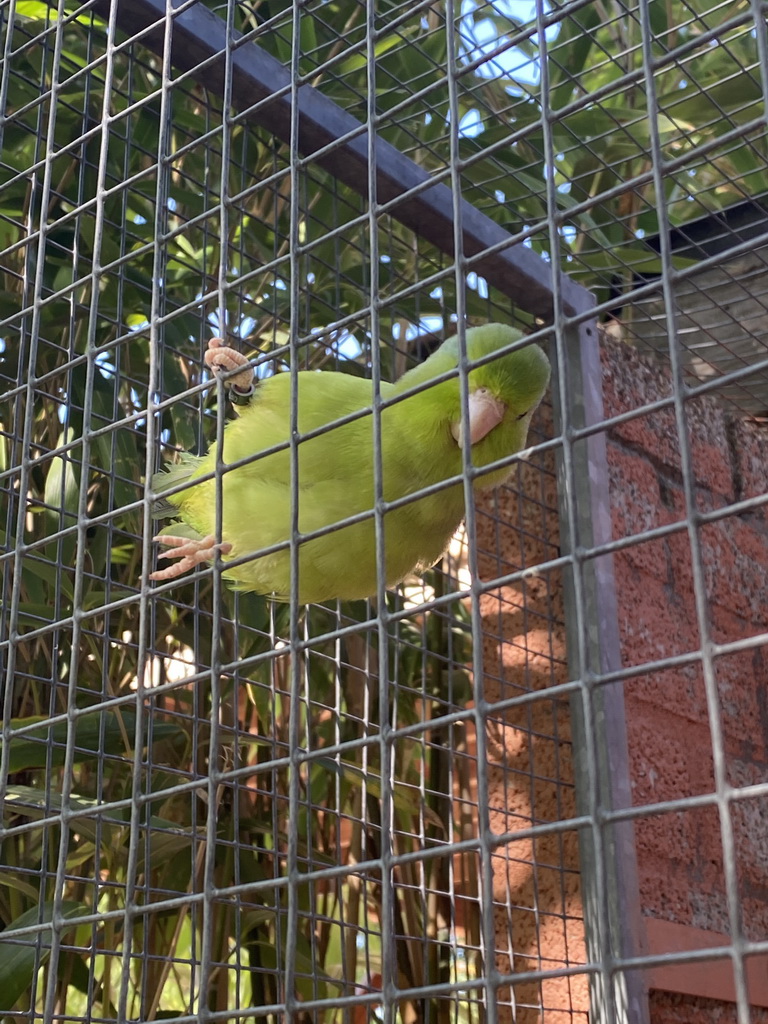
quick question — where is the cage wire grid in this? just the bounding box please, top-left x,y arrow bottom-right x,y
1,0 -> 768,1022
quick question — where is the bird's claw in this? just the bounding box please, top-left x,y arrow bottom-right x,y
205,337 -> 255,397
150,534 -> 233,582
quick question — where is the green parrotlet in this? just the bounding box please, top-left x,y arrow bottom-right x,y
150,324 -> 550,603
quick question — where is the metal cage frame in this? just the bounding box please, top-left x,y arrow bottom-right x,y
2,1 -> 768,1022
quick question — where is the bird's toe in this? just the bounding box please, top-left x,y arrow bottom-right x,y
150,534 -> 233,582
204,339 -> 254,393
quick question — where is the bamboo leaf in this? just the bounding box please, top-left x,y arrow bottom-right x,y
0,901 -> 86,1011
43,428 -> 80,520
548,4 -> 603,111
0,711 -> 184,774
13,1 -> 57,19
314,757 -> 445,832
3,785 -> 196,866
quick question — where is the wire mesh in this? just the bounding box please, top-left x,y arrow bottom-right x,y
1,1 -> 767,1024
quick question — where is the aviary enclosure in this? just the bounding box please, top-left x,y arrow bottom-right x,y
1,1 -> 767,1023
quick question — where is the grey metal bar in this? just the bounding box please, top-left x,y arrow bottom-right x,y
553,313 -> 651,1024
568,318 -> 651,1024
87,0 -> 591,319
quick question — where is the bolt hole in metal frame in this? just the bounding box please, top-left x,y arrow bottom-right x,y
0,0 -> 765,1022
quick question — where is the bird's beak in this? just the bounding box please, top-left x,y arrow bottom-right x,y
451,388 -> 507,448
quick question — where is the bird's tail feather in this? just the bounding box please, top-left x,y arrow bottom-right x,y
151,453 -> 200,518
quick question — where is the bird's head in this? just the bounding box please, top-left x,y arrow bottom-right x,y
447,325 -> 551,460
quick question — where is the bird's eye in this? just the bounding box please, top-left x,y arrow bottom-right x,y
515,408 -> 531,421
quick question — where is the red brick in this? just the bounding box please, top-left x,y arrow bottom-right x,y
665,525 -> 697,605
634,808 -> 698,860
686,395 -> 735,504
649,990 -> 768,1023
610,408 -> 683,476
602,340 -> 740,498
732,416 -> 768,502
689,804 -> 726,894
638,857 -> 694,922
615,560 -> 701,665
715,648 -> 768,762
620,531 -> 673,582
731,790 -> 768,898
741,898 -> 768,945
697,518 -> 768,624
608,447 -> 667,539
624,664 -> 709,724
708,606 -> 757,650
601,344 -> 683,474
689,886 -> 732,936
627,711 -> 715,804
724,761 -> 768,888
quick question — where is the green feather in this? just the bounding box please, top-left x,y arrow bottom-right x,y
151,324 -> 550,603
151,454 -> 201,519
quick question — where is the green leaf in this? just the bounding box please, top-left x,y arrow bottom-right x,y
0,901 -> 86,1011
549,4 -> 603,111
43,428 -> 80,520
0,874 -> 41,902
13,0 -> 57,19
313,757 -> 445,832
337,32 -> 409,75
0,710 -> 183,774
245,937 -> 342,1000
3,785 -> 196,868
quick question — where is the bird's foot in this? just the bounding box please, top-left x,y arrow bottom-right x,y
150,534 -> 233,582
205,337 -> 255,401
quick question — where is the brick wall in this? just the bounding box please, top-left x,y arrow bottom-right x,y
476,336 -> 767,1023
602,338 -> 768,1022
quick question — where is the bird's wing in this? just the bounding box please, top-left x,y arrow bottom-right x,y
219,371 -> 394,491
151,453 -> 202,518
